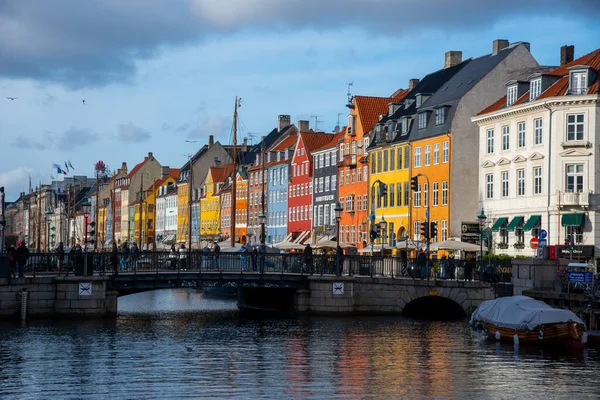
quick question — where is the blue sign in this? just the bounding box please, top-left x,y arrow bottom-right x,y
568,271 -> 593,283
426,209 -> 429,219
538,238 -> 547,248
538,229 -> 547,239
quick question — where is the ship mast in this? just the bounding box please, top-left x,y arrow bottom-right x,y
230,97 -> 240,247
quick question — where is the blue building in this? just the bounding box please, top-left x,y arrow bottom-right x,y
191,200 -> 200,245
266,136 -> 296,244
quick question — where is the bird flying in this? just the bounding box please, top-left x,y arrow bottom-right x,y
82,99 -> 86,105
6,97 -> 17,100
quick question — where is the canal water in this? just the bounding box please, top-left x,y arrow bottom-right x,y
1,289 -> 599,400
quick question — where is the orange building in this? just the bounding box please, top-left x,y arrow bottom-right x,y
338,91 -> 407,249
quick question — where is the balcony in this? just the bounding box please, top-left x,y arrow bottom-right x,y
562,191 -> 590,207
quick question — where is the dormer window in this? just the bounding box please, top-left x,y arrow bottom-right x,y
401,118 -> 409,134
418,112 -> 427,130
507,84 -> 518,106
416,94 -> 423,107
530,78 -> 542,100
434,107 -> 446,126
569,69 -> 588,95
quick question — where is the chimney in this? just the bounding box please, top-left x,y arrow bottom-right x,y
242,137 -> 248,151
148,152 -> 153,159
444,51 -> 462,69
161,166 -> 169,178
209,135 -> 214,148
278,115 -> 291,132
214,157 -> 221,167
298,120 -> 310,132
408,78 -> 420,90
492,39 -> 509,55
120,162 -> 128,174
561,45 -> 575,66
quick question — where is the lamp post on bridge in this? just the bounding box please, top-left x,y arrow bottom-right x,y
334,202 -> 343,276
477,208 -> 487,269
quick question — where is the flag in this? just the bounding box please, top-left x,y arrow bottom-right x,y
64,162 -> 70,172
68,160 -> 74,170
52,163 -> 67,175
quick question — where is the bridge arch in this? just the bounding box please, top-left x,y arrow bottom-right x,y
402,296 -> 466,320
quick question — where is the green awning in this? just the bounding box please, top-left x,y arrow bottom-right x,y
506,216 -> 524,232
491,217 -> 508,232
522,215 -> 541,232
561,213 -> 585,227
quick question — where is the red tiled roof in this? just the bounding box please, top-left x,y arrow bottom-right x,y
547,48 -> 600,76
312,126 -> 346,152
479,47 -> 600,115
300,132 -> 335,161
391,88 -> 410,102
126,158 -> 148,179
210,163 -> 235,183
354,96 -> 393,134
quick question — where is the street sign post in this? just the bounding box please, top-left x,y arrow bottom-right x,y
539,238 -> 547,248
530,237 -> 539,249
538,229 -> 547,240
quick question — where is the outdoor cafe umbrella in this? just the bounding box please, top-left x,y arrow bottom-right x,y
429,239 -> 486,252
395,238 -> 420,251
274,241 -> 306,251
314,240 -> 354,250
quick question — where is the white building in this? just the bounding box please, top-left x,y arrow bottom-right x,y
155,182 -> 178,247
473,45 -> 600,261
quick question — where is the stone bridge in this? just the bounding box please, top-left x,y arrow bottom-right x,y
0,272 -> 495,319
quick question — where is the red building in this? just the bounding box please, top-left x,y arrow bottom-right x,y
287,131 -> 333,240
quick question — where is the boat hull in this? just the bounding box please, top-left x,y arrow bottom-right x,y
478,321 -> 586,349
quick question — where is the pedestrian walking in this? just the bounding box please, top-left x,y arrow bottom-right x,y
417,249 -> 427,279
111,242 -> 119,274
16,239 -> 29,278
303,244 -> 314,274
179,243 -> 187,270
212,242 -> 221,270
251,247 -> 258,272
240,246 -> 248,271
121,242 -> 130,270
7,244 -> 17,278
56,242 -> 65,275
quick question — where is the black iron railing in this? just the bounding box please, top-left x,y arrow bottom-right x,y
10,251 -> 507,282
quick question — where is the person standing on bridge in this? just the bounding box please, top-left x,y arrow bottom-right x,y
303,244 -> 314,274
179,243 -> 187,270
251,247 -> 258,272
16,239 -> 29,278
111,242 -> 119,275
213,241 -> 220,270
56,242 -> 65,275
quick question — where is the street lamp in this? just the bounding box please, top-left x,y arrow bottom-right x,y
82,199 -> 92,251
45,209 -> 54,252
334,202 -> 343,276
477,208 -> 487,267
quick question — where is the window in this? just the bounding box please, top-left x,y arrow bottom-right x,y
413,184 -> 421,207
346,195 -> 355,212
339,144 -> 344,160
363,166 -> 368,182
325,176 -> 330,192
403,182 -> 409,206
331,150 -> 337,164
435,107 -> 445,125
533,167 -> 542,194
389,183 -> 395,207
442,141 -> 449,163
485,174 -> 494,199
377,152 -> 382,173
357,140 -> 362,155
566,114 -> 585,141
486,129 -> 494,154
570,70 -> 587,95
442,181 -> 448,205
330,204 -> 335,225
331,173 -> 337,189
371,154 -> 376,174
566,225 -> 584,244
517,122 -> 526,148
507,85 -> 517,106
390,149 -> 395,170
517,169 -> 525,196
534,118 -> 543,145
414,221 -> 420,241
383,150 -> 388,172
397,183 -> 402,206
433,143 -> 439,165
418,112 -> 427,129
397,147 -> 403,170
565,164 -> 584,193
441,220 -> 447,241
401,118 -> 409,134
364,137 -> 369,148
502,125 -> 509,151
423,183 -> 428,207
501,171 -> 509,197
346,170 -> 350,184
363,194 -> 368,211
530,78 -> 541,100
414,147 -> 422,168
432,182 -> 439,206
424,145 -> 431,166
324,152 -> 330,167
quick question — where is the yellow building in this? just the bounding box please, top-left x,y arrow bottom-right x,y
200,164 -> 234,239
176,180 -> 189,244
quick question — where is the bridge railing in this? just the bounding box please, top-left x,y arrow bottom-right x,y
13,251 -> 503,282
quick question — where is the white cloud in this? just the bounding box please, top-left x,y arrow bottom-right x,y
0,167 -> 36,200
116,122 -> 152,143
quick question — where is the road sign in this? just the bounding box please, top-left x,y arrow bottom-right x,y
568,271 -> 593,283
332,282 -> 344,295
538,238 -> 547,248
538,229 -> 547,239
79,282 -> 92,296
530,237 -> 539,249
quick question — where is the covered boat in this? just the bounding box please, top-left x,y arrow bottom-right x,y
470,296 -> 587,347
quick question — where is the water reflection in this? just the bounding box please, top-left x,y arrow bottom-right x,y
0,288 -> 599,399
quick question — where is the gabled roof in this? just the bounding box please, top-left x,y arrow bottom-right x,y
270,134 -> 298,152
478,47 -> 600,116
209,163 -> 235,183
312,127 -> 346,153
299,132 -> 335,161
126,158 -> 148,179
354,96 -> 396,135
149,168 -> 180,191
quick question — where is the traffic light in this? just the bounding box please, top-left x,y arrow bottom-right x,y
410,176 -> 419,192
369,225 -> 378,241
430,221 -> 437,241
420,221 -> 429,239
378,183 -> 388,198
89,221 -> 96,245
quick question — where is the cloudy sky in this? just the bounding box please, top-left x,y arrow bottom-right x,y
1,0 -> 599,201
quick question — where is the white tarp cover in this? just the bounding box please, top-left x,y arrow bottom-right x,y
470,295 -> 585,331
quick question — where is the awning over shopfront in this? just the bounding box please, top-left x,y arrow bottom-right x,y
561,213 -> 585,227
506,216 -> 524,232
522,215 -> 541,231
491,217 -> 508,232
